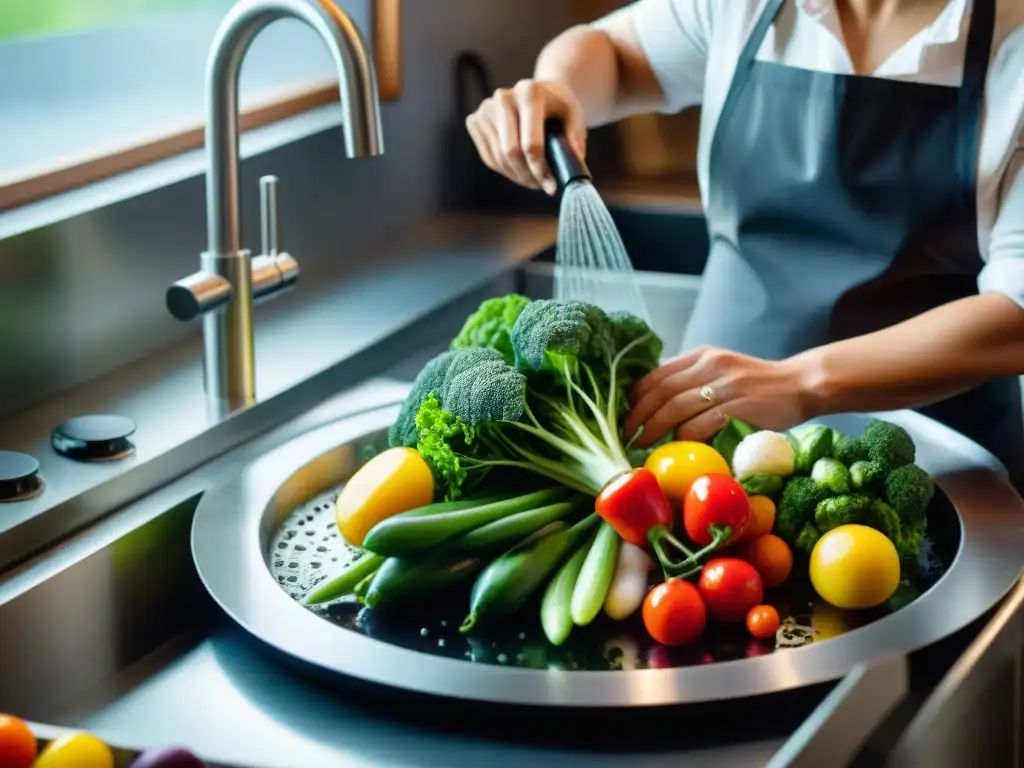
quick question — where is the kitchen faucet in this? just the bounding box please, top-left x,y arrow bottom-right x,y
166,0 -> 384,415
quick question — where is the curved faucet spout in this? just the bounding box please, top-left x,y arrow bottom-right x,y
206,0 -> 385,256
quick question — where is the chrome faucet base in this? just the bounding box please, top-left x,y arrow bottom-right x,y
166,0 -> 385,415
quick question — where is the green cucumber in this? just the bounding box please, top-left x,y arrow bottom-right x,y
540,529 -> 597,646
363,487 -> 570,557
362,550 -> 489,608
460,514 -> 600,632
305,553 -> 384,605
448,499 -> 582,553
570,522 -> 620,627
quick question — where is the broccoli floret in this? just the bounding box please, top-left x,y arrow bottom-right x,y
712,418 -> 758,468
795,523 -> 822,555
884,464 -> 935,523
450,294 -> 531,365
861,420 -> 916,472
868,499 -> 927,561
850,460 -> 887,492
741,474 -> 785,497
833,433 -> 869,465
811,457 -> 852,494
776,476 -> 826,541
511,299 -> 614,373
814,494 -> 872,532
440,347 -> 527,424
789,424 -> 834,474
607,310 -> 663,374
389,350 -> 459,448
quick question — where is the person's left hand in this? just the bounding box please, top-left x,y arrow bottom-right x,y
624,346 -> 814,448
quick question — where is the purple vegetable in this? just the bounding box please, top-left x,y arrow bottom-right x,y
130,747 -> 207,768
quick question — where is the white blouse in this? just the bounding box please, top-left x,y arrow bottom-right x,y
596,0 -> 1024,309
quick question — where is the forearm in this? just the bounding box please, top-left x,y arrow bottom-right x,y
534,22 -> 665,127
792,293 -> 1024,418
534,27 -> 619,126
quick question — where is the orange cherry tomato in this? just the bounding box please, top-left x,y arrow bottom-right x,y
736,534 -> 793,589
0,714 -> 37,768
747,604 -> 781,639
736,496 -> 776,543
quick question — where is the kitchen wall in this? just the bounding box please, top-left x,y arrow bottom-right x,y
0,0 -> 575,416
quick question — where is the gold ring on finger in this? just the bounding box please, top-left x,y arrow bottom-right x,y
700,385 -> 715,403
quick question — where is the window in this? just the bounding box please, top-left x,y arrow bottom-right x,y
0,0 -> 401,211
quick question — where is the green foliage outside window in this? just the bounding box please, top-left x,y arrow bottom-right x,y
0,0 -> 214,40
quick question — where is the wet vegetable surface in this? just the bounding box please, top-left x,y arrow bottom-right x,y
270,478 -> 958,673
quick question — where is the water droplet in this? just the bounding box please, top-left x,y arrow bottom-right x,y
331,557 -> 338,562
327,522 -> 336,529
316,546 -> 328,553
311,562 -> 322,569
306,530 -> 315,536
440,620 -> 448,628
297,519 -> 304,526
288,561 -> 299,569
420,628 -> 429,637
306,514 -> 314,522
518,632 -> 526,640
274,560 -> 284,567
438,638 -> 446,648
277,542 -> 287,549
294,544 -> 307,552
313,506 -> 321,512
286,530 -> 297,539
497,654 -> 508,664
286,575 -> 298,583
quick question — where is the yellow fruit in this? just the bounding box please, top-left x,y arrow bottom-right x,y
644,441 -> 731,501
810,525 -> 900,610
34,733 -> 114,768
336,447 -> 434,546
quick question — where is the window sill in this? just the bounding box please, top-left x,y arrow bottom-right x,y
0,93 -> 362,241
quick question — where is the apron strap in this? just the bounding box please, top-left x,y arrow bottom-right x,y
956,0 -> 996,200
735,0 -> 786,77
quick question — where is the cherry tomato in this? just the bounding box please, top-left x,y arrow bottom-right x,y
642,579 -> 707,646
34,732 -> 114,768
644,441 -> 731,501
736,534 -> 793,589
746,604 -> 781,639
683,475 -> 751,547
698,557 -> 764,624
0,714 -> 36,768
735,495 -> 776,543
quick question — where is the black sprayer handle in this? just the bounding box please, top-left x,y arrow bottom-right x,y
544,118 -> 591,190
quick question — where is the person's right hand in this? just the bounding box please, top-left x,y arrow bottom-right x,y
466,79 -> 587,196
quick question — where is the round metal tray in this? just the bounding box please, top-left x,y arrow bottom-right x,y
192,404 -> 1024,708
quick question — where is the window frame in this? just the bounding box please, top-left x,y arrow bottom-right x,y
0,0 -> 402,213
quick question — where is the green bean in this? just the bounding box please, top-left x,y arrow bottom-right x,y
305,553 -> 384,605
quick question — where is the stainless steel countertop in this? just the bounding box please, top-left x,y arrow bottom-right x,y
59,629 -> 785,768
0,212 -> 557,572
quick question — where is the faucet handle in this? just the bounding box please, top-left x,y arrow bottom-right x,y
259,175 -> 279,257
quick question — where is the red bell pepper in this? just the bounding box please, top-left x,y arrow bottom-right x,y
595,468 -> 693,572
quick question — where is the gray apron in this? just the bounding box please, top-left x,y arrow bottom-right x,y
683,0 -> 1024,488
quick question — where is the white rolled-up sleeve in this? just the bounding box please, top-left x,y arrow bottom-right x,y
980,145 -> 1024,309
593,0 -> 712,114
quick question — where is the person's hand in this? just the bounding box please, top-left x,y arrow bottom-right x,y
466,79 -> 587,196
624,347 -> 815,447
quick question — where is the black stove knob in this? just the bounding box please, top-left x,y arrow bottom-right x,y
0,451 -> 43,502
51,414 -> 137,463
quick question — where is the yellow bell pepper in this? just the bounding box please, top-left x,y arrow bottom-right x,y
336,447 -> 434,546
